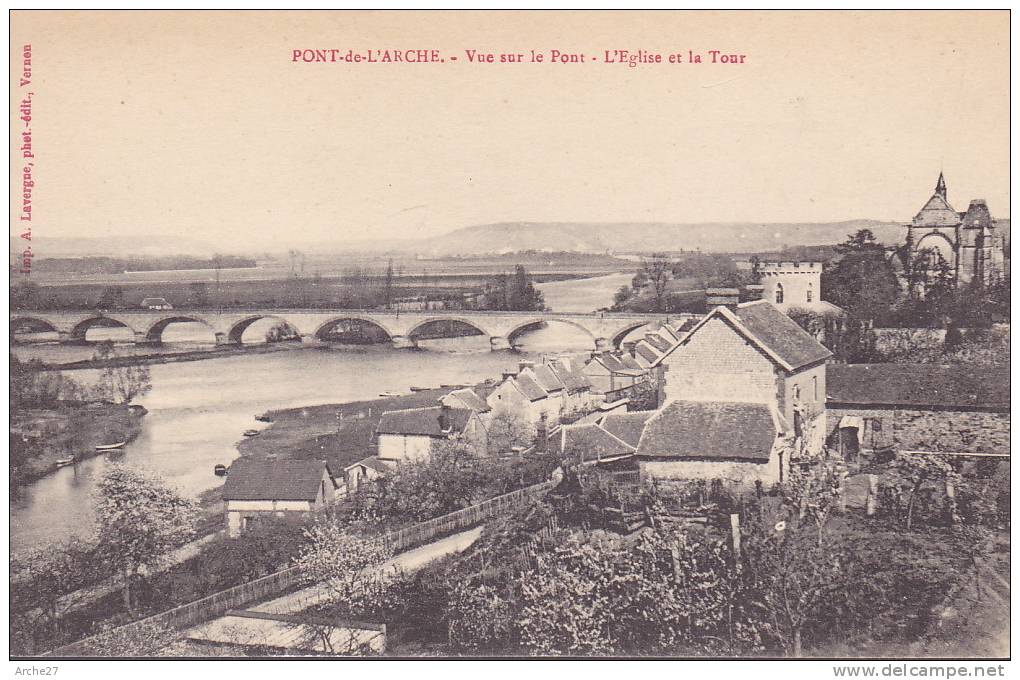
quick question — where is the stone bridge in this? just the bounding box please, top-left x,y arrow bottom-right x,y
11,309 -> 693,351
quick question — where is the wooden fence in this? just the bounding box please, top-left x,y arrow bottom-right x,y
44,479 -> 555,657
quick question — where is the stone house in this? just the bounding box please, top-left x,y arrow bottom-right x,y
519,363 -> 567,423
633,400 -> 792,487
375,405 -> 487,462
486,371 -> 555,425
440,387 -> 492,419
342,455 -> 393,494
652,300 -> 833,454
583,353 -> 646,397
222,458 -> 339,537
826,363 -> 1010,459
549,357 -> 600,415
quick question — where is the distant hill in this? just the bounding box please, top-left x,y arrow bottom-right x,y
15,218 -> 1009,260
411,220 -> 908,256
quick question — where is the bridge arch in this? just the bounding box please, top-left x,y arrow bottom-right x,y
313,316 -> 395,342
144,315 -> 218,344
505,318 -> 597,347
11,316 -> 60,336
69,315 -> 139,342
405,317 -> 491,340
609,321 -> 655,348
227,315 -> 302,344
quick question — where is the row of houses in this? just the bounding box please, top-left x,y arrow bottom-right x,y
223,296 -> 1008,536
555,299 -> 1009,490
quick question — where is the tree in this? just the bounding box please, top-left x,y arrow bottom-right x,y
823,231 -> 900,323
357,437 -> 492,522
642,253 -> 673,312
890,452 -> 960,530
742,518 -> 868,657
486,407 -> 536,455
93,464 -> 198,611
294,519 -> 393,616
10,537 -> 107,653
94,343 -> 152,404
384,258 -> 394,309
97,286 -> 125,310
84,619 -> 178,657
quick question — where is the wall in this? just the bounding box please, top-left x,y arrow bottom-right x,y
226,499 -> 313,538
640,445 -> 784,489
487,379 -> 531,420
780,361 -> 826,432
377,433 -> 432,462
760,262 -> 821,306
827,405 -> 1010,454
660,316 -> 778,405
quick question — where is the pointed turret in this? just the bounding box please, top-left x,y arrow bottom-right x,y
935,172 -> 947,200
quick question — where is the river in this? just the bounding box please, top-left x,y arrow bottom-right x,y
10,272 -> 633,550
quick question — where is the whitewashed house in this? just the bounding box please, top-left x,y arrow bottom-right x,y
222,458 -> 339,537
375,405 -> 486,462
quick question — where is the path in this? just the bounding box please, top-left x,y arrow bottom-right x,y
185,526 -> 483,643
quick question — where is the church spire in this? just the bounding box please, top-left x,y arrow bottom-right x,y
935,172 -> 947,200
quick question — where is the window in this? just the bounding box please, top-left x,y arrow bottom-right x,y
812,375 -> 818,401
793,384 -> 800,401
775,283 -> 784,304
806,284 -> 813,303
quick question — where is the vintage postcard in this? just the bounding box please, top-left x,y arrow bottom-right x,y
8,9 -> 1010,668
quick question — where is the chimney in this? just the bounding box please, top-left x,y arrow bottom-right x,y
518,360 -> 535,374
502,370 -> 516,382
706,288 -> 740,311
743,284 -> 765,302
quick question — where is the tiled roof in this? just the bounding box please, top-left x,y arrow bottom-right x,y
446,388 -> 491,413
635,342 -> 661,363
674,317 -> 700,333
558,423 -> 635,463
599,411 -> 655,448
376,406 -> 473,436
732,301 -> 832,370
616,354 -> 645,371
514,373 -> 549,401
635,400 -> 778,462
550,360 -> 589,392
827,364 -> 1009,410
531,364 -> 565,392
644,333 -> 673,352
223,458 -> 334,501
353,456 -> 393,474
589,353 -> 645,376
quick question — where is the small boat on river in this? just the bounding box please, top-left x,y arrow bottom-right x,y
214,464 -> 228,476
243,429 -> 261,437
379,391 -> 402,398
408,386 -> 432,392
95,441 -> 126,452
254,414 -> 272,423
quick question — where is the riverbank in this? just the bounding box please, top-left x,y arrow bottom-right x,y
236,384 -> 486,473
10,403 -> 146,487
28,339 -> 314,372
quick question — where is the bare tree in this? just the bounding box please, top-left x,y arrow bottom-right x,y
642,253 -> 673,312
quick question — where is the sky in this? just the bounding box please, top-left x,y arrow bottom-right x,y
9,10 -> 1010,252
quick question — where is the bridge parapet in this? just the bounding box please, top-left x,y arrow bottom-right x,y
12,308 -> 696,351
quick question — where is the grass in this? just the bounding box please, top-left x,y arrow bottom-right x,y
236,385 -> 487,472
10,403 -> 145,486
